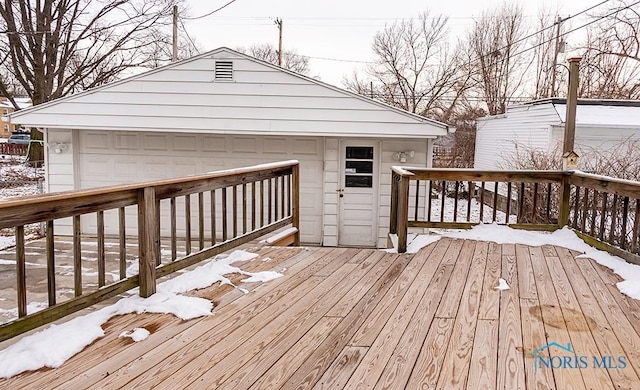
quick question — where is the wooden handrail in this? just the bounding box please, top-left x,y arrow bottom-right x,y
0,160 -> 300,341
388,167 -> 640,265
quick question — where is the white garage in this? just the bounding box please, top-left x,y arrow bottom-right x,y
12,47 -> 451,247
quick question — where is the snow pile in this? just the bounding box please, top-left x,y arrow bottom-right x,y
119,328 -> 150,343
388,224 -> 640,301
0,249 -> 284,378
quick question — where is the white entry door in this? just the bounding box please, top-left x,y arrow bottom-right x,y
338,141 -> 379,247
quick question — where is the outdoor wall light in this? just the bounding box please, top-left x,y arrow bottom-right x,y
49,142 -> 68,154
392,150 -> 415,163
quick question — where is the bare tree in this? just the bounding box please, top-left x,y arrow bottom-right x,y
578,1 -> 640,99
344,11 -> 464,119
238,43 -> 310,75
0,0 -> 180,106
466,3 -> 528,115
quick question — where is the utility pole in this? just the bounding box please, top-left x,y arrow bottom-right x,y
172,5 -> 178,62
275,18 -> 283,66
551,15 -> 562,97
564,56 -> 581,155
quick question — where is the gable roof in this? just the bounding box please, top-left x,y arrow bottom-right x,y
12,47 -> 448,139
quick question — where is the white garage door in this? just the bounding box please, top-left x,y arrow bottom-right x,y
78,131 -> 324,244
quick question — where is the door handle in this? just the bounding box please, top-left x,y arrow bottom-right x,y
337,188 -> 344,198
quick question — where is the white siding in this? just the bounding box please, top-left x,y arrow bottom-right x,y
551,124 -> 640,163
45,129 -> 75,193
15,49 -> 447,139
377,139 -> 429,247
475,103 -> 560,169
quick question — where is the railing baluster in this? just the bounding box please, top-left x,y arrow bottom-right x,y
621,197 -> 629,249
631,199 -> 640,254
505,182 -> 512,223
210,190 -> 216,246
185,194 -> 191,255
599,192 -> 607,241
260,180 -> 265,227
97,211 -> 105,288
252,182 -> 257,231
609,194 -> 618,244
589,190 -> 598,236
426,180 -> 433,222
73,215 -> 82,297
453,181 -> 459,223
222,188 -> 228,241
287,174 -> 292,217
16,226 -> 26,318
170,197 -> 177,261
281,175 -> 285,220
233,185 -> 238,238
119,207 -> 127,278
440,180 -> 446,222
46,220 -> 56,306
242,184 -> 247,234
532,182 -> 539,224
414,180 -> 420,222
572,186 -> 581,228
545,183 -> 552,224
268,179 -> 273,224
198,192 -> 205,250
479,182 -> 485,223
518,182 -> 525,223
492,182 -> 499,223
466,181 -> 472,223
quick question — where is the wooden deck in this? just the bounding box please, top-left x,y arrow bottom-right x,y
2,238 -> 640,389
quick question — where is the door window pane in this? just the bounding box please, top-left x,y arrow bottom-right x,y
346,146 -> 374,160
345,160 -> 373,174
345,175 -> 372,188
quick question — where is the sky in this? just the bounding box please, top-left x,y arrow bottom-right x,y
1,224 -> 639,378
181,0 -> 600,86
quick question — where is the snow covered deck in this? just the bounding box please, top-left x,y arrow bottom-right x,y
2,238 -> 640,389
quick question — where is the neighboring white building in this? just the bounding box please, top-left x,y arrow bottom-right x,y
12,47 -> 452,248
475,98 -> 640,170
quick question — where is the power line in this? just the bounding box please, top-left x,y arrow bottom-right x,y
183,0 -> 240,20
179,19 -> 200,54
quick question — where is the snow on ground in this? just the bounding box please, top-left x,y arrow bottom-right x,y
0,249 -> 283,378
495,278 -> 510,291
388,223 -> 640,301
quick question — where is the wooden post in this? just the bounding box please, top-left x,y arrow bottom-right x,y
390,172 -> 399,235
138,187 -> 158,298
558,173 -> 571,227
397,175 -> 410,253
563,56 -> 581,155
291,164 -> 301,245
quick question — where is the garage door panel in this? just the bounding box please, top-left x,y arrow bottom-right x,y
79,132 -> 323,244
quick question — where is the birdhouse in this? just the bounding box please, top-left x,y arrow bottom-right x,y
562,151 -> 579,170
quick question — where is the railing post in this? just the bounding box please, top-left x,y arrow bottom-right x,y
559,173 -> 571,227
390,172 -> 399,235
291,163 -> 301,246
138,187 -> 158,298
397,174 -> 410,253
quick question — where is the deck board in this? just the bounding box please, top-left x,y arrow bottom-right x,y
1,238 -> 639,390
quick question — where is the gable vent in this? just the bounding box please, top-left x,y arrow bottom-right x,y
214,61 -> 233,81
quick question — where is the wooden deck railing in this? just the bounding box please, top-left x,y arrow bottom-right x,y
390,167 -> 640,264
0,160 -> 300,341
0,142 -> 27,155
